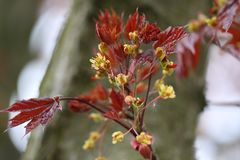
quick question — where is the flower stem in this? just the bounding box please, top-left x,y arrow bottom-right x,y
139,74 -> 152,130
151,152 -> 158,160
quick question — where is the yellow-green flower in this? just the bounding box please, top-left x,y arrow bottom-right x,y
123,44 -> 139,55
115,73 -> 129,86
159,84 -> 175,99
205,16 -> 217,27
90,53 -> 110,71
155,80 -> 176,99
82,131 -> 101,150
216,0 -> 226,7
129,31 -> 139,42
83,139 -> 94,150
89,131 -> 101,141
136,132 -> 152,145
95,156 -> 107,160
89,113 -> 104,122
155,47 -> 166,61
112,131 -> 124,144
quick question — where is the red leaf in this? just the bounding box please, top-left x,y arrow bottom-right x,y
139,23 -> 161,43
176,33 -> 201,77
130,140 -> 151,159
7,107 -> 47,128
125,9 -> 161,43
2,97 -> 61,135
3,97 -> 58,112
125,9 -> 145,39
131,139 -> 141,150
90,84 -> 108,101
112,44 -> 127,63
228,24 -> 240,45
68,84 -> 108,112
153,26 -> 186,53
136,82 -> 147,93
96,9 -> 122,44
103,111 -> 120,120
110,89 -> 124,112
139,145 -> 152,159
68,100 -> 91,113
217,0 -> 240,31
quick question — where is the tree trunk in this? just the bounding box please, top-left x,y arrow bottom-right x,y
22,0 -> 209,160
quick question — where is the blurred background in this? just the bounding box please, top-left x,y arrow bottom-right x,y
0,0 -> 37,159
0,0 -> 73,159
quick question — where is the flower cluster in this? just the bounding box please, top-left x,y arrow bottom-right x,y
75,9 -> 185,159
83,131 -> 101,150
176,0 -> 240,76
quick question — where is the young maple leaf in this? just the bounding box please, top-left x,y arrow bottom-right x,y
176,32 -> 201,77
104,110 -> 121,120
96,9 -> 122,44
109,89 -> 124,112
217,0 -> 240,31
153,26 -> 186,54
139,23 -> 161,43
111,44 -> 127,63
68,84 -> 108,113
228,23 -> 240,45
222,23 -> 240,58
1,97 -> 61,135
125,9 -> 161,43
130,140 -> 152,159
125,9 -> 145,39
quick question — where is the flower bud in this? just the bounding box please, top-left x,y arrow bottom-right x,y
124,95 -> 135,105
98,42 -> 108,54
139,144 -> 151,159
155,47 -> 166,61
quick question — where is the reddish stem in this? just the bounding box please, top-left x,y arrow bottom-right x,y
139,74 -> 152,130
59,97 -> 137,137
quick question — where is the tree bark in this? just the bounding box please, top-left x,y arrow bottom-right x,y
22,0 -> 209,160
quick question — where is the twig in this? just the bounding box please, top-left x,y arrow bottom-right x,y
139,74 -> 152,130
60,97 -> 137,136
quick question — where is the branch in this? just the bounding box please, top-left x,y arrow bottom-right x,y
139,74 -> 152,130
60,97 -> 137,137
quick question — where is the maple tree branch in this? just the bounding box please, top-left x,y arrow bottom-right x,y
139,74 -> 152,130
59,97 -> 137,136
60,97 -> 105,113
